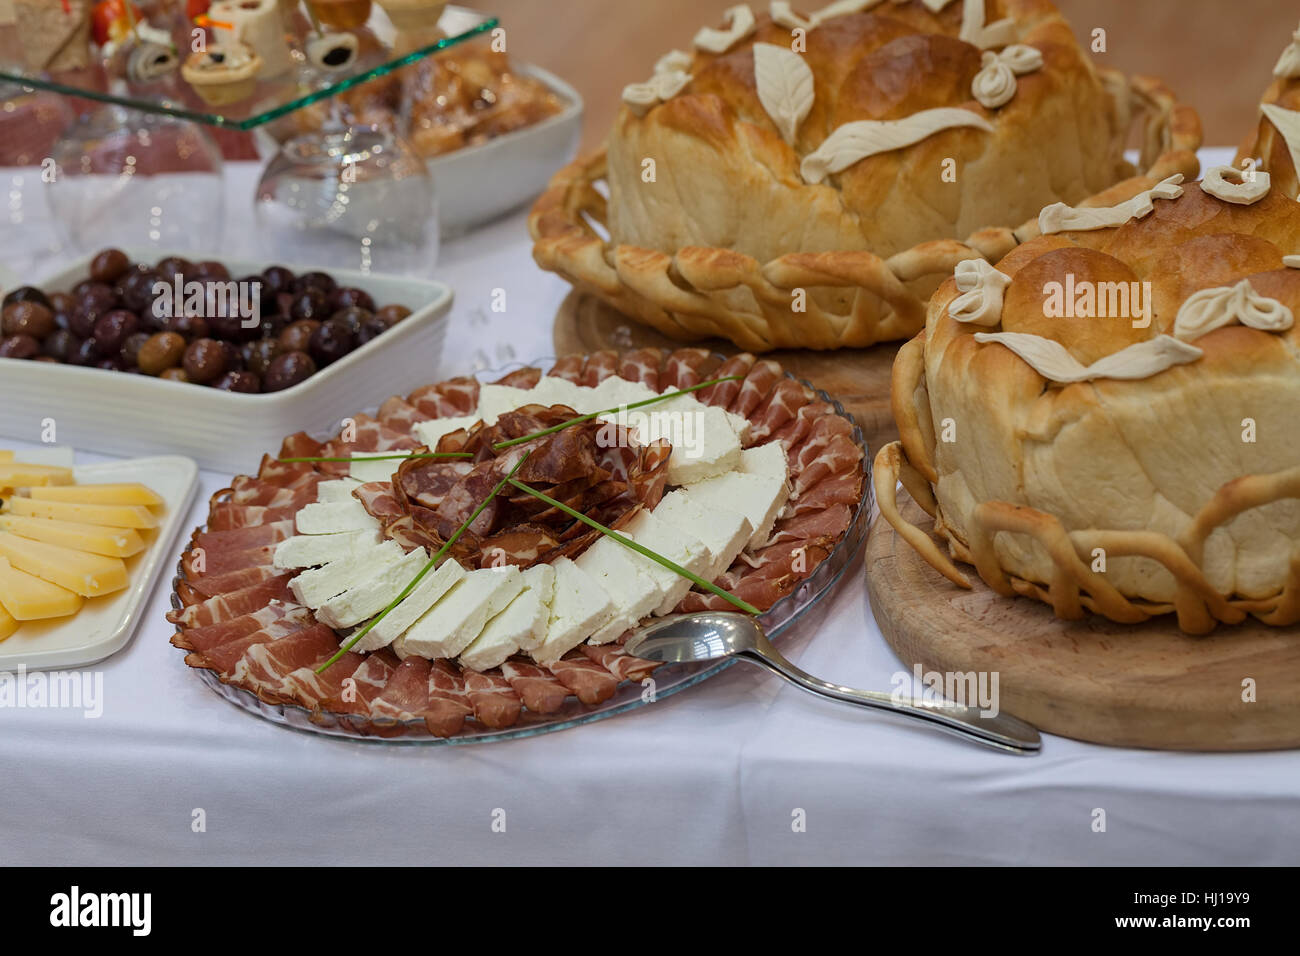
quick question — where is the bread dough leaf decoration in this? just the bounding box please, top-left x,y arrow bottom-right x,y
800,107 -> 994,184
1038,173 -> 1184,234
694,4 -> 756,54
972,332 -> 1203,383
948,258 -> 1010,326
1285,254 -> 1300,268
654,49 -> 693,75
922,0 -> 960,11
959,0 -> 1018,50
1274,24 -> 1300,78
971,44 -> 1043,109
753,42 -> 815,145
1173,279 -> 1294,341
769,1 -> 895,30
1199,164 -> 1271,205
623,53 -> 694,117
1261,103 -> 1300,194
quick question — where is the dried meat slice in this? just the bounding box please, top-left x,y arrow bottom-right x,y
548,354 -> 584,383
230,624 -> 340,699
408,377 -> 479,417
581,349 -> 620,386
370,656 -> 433,721
731,359 -> 782,418
696,353 -> 755,409
495,367 -> 543,389
378,395 -> 434,432
580,643 -> 661,684
183,543 -> 276,581
166,573 -> 293,628
193,519 -> 294,554
749,378 -> 814,445
500,659 -> 570,713
548,654 -> 620,705
425,660 -> 474,737
178,565 -> 281,602
175,600 -> 309,654
618,348 -> 665,390
321,651 -> 397,715
277,652 -> 365,712
661,347 -> 719,390
462,669 -> 522,728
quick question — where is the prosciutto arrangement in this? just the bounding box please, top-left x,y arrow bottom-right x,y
169,348 -> 866,740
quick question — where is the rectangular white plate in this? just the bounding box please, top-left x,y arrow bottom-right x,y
0,455 -> 198,671
0,252 -> 453,473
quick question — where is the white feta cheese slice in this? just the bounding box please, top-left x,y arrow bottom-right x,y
525,376 -> 600,413
413,414 -> 480,450
575,535 -> 664,643
608,391 -> 742,485
459,563 -> 556,670
621,508 -> 714,615
314,478 -> 363,503
348,453 -> 403,484
294,499 -> 379,535
316,546 -> 432,629
531,557 -> 616,664
682,470 -> 789,550
474,384 -> 532,425
273,529 -> 382,570
290,540 -> 405,607
652,489 -> 753,582
346,558 -> 467,653
395,566 -> 524,660
591,375 -> 657,413
739,441 -> 788,480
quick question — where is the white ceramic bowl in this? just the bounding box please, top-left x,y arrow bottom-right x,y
0,252 -> 453,474
427,64 -> 583,235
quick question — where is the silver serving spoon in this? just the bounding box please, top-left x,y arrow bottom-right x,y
625,612 -> 1041,754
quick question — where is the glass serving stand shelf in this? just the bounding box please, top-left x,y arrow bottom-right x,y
0,5 -> 497,130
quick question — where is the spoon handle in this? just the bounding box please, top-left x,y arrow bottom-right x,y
744,640 -> 1041,754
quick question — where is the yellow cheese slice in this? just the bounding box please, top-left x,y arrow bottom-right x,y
0,514 -> 145,558
0,556 -> 83,619
3,497 -> 158,529
0,598 -> 17,640
0,463 -> 75,490
0,451 -> 13,463
0,533 -> 127,597
27,482 -> 164,507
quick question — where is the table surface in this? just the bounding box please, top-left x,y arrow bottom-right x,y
2,154 -> 1298,867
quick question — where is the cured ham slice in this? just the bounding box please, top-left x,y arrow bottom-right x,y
378,395 -> 434,431
231,624 -> 340,698
177,565 -> 280,602
618,348 -> 663,390
580,349 -> 620,386
788,469 -> 861,514
279,432 -> 326,463
660,347 -> 718,390
257,454 -> 316,485
731,359 -> 782,418
173,600 -> 309,654
321,652 -> 397,715
580,643 -> 660,683
190,611 -> 317,674
167,573 -> 293,628
208,491 -> 315,532
425,660 -> 474,737
193,519 -> 294,555
548,654 -> 620,705
749,378 -> 814,445
767,504 -> 851,546
462,669 -> 522,728
548,354 -> 584,383
277,652 -> 365,711
354,481 -> 405,523
407,377 -> 479,417
184,543 -> 276,581
500,660 -> 570,713
495,367 -> 542,389
231,471 -> 320,505
696,353 -> 755,409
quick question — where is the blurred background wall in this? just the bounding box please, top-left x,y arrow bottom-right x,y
489,0 -> 1295,153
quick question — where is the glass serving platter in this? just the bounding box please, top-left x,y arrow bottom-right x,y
0,5 -> 497,130
176,358 -> 875,745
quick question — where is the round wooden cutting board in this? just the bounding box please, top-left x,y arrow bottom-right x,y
866,493 -> 1300,751
553,292 -> 902,448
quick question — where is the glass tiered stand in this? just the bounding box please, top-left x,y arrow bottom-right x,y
0,3 -> 497,273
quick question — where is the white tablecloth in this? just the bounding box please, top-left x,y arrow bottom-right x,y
2,157 -> 1298,867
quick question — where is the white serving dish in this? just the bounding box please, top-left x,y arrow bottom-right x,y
0,252 -> 453,473
427,64 -> 583,235
0,454 -> 198,670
